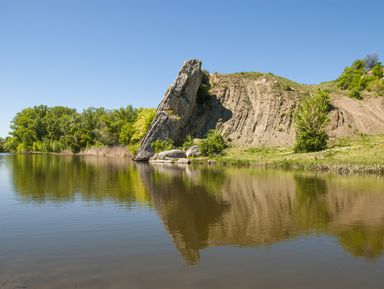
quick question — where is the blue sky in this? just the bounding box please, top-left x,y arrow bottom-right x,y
0,0 -> 383,137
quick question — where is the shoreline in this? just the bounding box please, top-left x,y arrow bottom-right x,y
4,151 -> 384,176
4,134 -> 384,176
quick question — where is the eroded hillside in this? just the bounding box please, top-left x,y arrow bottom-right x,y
134,60 -> 384,160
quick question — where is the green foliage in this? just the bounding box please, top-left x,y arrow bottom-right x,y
349,89 -> 362,100
371,64 -> 383,78
130,108 -> 156,144
0,137 -> 6,152
294,90 -> 330,153
337,60 -> 367,91
151,139 -> 174,153
200,130 -> 227,157
182,134 -> 194,150
337,55 -> 384,98
6,105 -> 156,154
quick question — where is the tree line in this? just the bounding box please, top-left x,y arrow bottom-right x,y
2,105 -> 155,153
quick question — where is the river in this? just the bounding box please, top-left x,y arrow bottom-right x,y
0,154 -> 383,289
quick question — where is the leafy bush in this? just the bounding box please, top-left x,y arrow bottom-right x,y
337,60 -> 366,91
151,139 -> 174,153
348,89 -> 362,100
182,134 -> 194,150
0,138 -> 5,152
371,64 -> 383,78
337,55 -> 384,98
200,130 -> 227,157
294,90 -> 330,152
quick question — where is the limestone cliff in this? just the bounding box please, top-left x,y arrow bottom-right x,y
134,59 -> 203,161
134,59 -> 384,160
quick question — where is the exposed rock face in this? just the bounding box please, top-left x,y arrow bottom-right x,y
153,149 -> 186,160
193,74 -> 299,146
186,145 -> 200,157
133,59 -> 203,161
134,59 -> 384,161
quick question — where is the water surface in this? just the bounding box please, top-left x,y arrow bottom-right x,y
1,154 -> 383,289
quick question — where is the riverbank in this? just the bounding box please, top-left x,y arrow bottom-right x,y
203,134 -> 384,175
8,146 -> 132,158
5,134 -> 384,175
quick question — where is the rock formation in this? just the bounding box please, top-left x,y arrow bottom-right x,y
134,59 -> 384,161
134,59 -> 203,161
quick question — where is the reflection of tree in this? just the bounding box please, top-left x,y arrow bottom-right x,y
8,155 -> 384,263
9,154 -> 150,206
294,175 -> 331,231
337,226 -> 384,259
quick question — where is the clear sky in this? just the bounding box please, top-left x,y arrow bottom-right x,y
0,0 -> 383,137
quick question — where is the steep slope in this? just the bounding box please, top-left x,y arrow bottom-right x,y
134,59 -> 203,161
134,59 -> 384,160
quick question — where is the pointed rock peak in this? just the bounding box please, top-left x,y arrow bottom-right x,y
134,59 -> 203,161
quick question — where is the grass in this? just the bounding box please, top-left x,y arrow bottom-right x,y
196,134 -> 384,175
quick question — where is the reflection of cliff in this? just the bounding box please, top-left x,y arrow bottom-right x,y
9,155 -> 384,263
137,165 -> 384,264
9,154 -> 150,206
136,164 -> 229,264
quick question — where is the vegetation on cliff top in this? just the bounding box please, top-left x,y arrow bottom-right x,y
337,54 -> 384,99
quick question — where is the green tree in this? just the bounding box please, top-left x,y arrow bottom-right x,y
294,90 -> 331,152
338,55 -> 384,98
200,130 -> 227,157
6,105 -> 156,154
130,108 -> 156,144
0,137 -> 6,152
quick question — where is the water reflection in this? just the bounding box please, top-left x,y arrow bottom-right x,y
9,154 -> 150,206
8,155 -> 384,264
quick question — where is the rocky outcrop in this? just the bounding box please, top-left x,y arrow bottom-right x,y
134,59 -> 384,161
152,149 -> 186,160
186,145 -> 200,157
194,74 -> 299,146
133,59 -> 203,161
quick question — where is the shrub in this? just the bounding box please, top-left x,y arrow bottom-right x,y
337,60 -> 366,91
349,89 -> 362,100
182,134 -> 194,150
200,130 -> 227,157
371,64 -> 384,78
337,55 -> 384,98
0,138 -> 5,152
294,90 -> 330,153
151,139 -> 174,153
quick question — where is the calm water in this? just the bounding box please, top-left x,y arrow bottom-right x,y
0,154 -> 384,289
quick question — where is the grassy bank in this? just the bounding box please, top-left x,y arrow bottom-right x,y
205,134 -> 384,175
